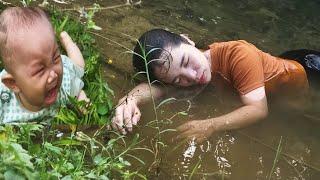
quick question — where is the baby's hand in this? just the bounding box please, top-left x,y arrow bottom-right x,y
60,31 -> 85,68
77,90 -> 90,102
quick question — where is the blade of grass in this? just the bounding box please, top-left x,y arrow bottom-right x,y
189,157 -> 202,180
156,98 -> 177,109
268,136 -> 283,180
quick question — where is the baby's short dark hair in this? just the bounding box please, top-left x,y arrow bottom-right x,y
0,7 -> 52,65
132,28 -> 189,81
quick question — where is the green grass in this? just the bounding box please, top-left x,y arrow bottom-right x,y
50,8 -> 114,126
268,136 -> 283,180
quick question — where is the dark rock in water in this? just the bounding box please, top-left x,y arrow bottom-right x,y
305,54 -> 320,71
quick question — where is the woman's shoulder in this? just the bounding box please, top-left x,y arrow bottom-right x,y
209,40 -> 250,47
210,40 -> 260,60
209,40 -> 258,54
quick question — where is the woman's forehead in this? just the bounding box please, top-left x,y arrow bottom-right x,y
154,59 -> 180,82
152,44 -> 188,80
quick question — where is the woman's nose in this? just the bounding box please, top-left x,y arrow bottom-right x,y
183,68 -> 197,80
47,70 -> 58,84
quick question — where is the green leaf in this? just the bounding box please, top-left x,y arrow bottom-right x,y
85,172 -> 98,179
65,163 -> 74,171
122,160 -> 131,166
93,154 -> 103,165
9,143 -> 34,169
179,111 -> 188,116
156,98 -> 176,109
4,169 -> 25,180
98,175 -> 109,180
107,100 -> 113,111
53,139 -> 82,146
44,142 -> 62,155
97,103 -> 109,115
61,175 -> 73,180
159,129 -> 177,134
58,16 -> 69,34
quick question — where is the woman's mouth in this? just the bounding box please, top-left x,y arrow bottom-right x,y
199,72 -> 206,84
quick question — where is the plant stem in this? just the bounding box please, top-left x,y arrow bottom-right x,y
268,136 -> 283,180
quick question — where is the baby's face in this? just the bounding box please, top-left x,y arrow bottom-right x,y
7,20 -> 63,110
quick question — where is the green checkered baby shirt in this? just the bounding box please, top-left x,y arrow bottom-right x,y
0,55 -> 84,124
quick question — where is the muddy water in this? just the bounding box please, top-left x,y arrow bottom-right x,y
63,0 -> 320,179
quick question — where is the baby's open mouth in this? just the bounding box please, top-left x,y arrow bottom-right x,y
44,85 -> 59,105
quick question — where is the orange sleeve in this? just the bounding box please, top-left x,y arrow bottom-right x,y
229,44 -> 265,95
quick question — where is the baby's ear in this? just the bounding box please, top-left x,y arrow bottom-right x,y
1,74 -> 20,93
180,34 -> 195,46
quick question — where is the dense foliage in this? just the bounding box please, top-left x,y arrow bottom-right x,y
0,3 -> 146,179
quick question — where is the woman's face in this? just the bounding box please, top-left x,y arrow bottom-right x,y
154,43 -> 212,87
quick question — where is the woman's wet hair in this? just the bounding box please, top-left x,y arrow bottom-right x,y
132,28 -> 189,81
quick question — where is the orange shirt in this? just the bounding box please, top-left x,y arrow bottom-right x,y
209,40 -> 309,97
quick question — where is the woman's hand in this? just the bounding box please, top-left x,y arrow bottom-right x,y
111,83 -> 165,134
176,119 -> 217,143
111,95 -> 141,135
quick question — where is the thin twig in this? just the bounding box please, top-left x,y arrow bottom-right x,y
88,31 -> 131,51
61,0 -> 142,11
62,4 -> 128,11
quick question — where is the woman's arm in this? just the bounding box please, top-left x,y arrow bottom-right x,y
177,86 -> 268,143
112,82 -> 209,134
